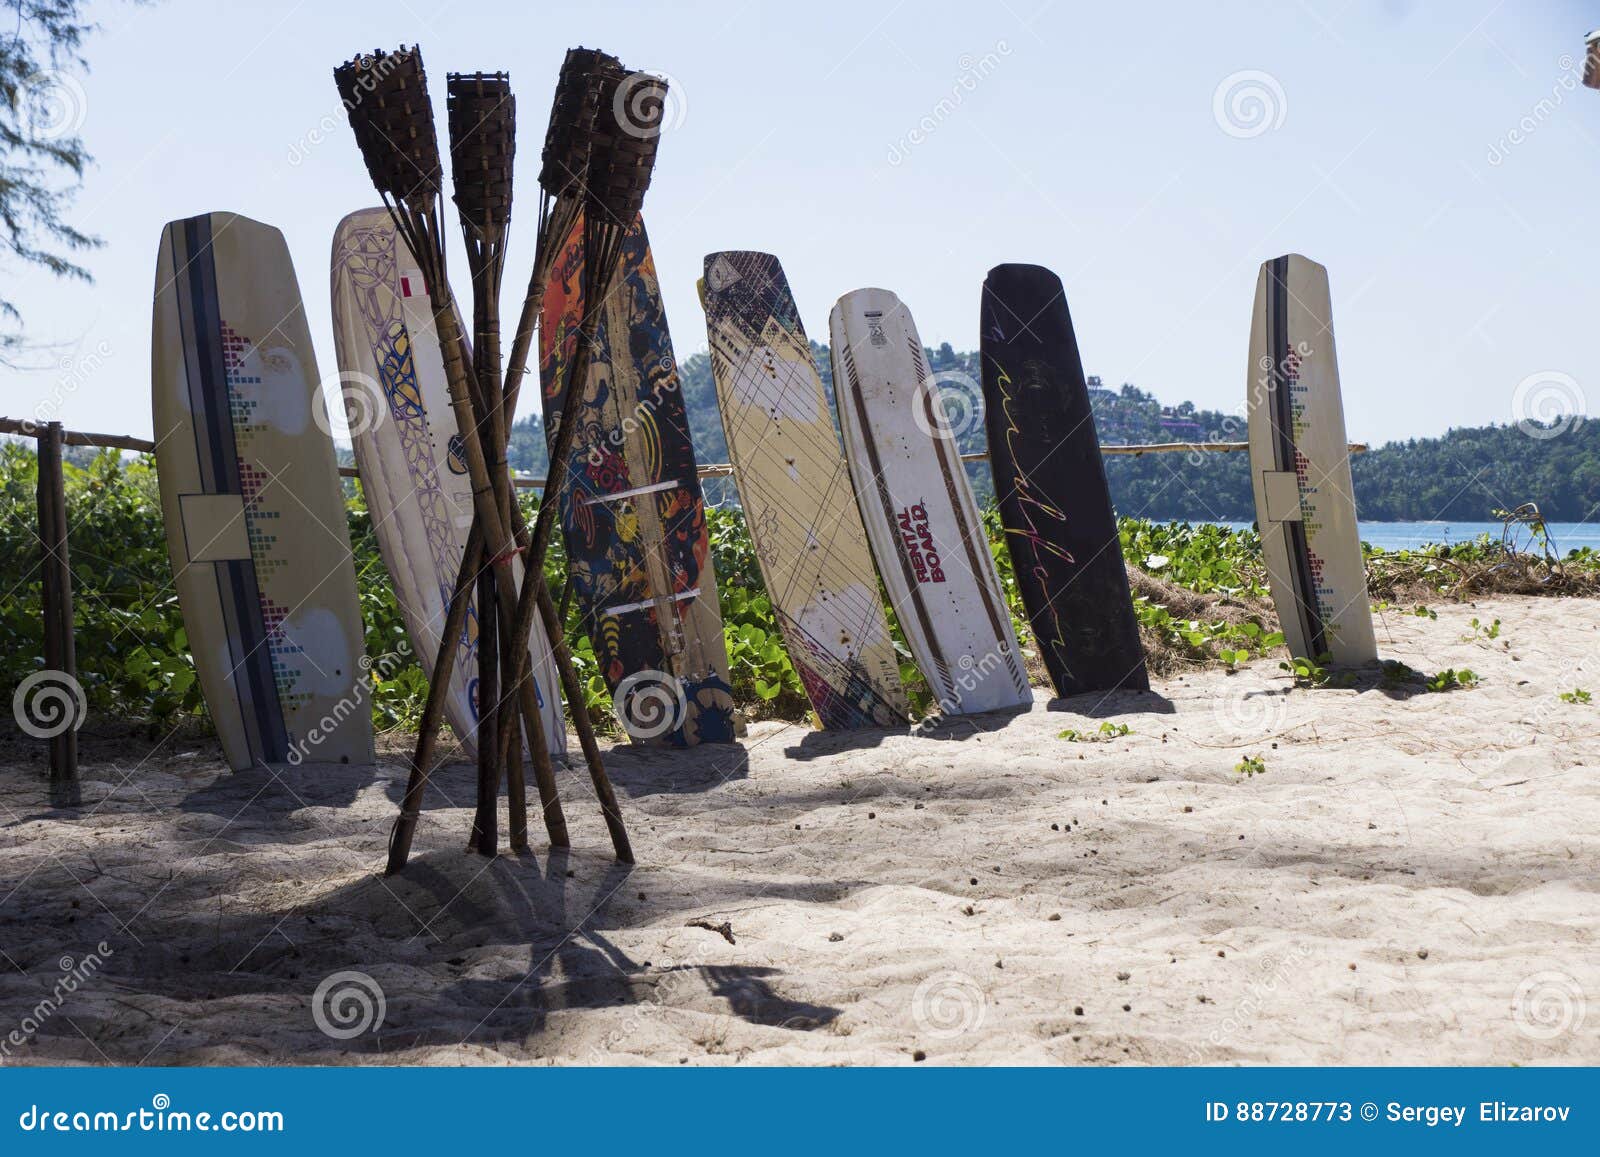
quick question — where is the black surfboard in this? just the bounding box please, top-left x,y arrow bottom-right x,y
979,263 -> 1148,698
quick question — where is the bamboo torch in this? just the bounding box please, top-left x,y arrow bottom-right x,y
336,46 -> 579,866
445,70 -> 527,855
492,56 -> 668,857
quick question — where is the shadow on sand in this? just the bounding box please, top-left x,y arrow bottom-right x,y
1045,687 -> 1176,718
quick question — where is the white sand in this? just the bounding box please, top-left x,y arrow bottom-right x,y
2,594 -> 1597,1066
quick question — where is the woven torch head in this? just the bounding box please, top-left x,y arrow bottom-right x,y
334,45 -> 442,209
586,68 -> 668,223
447,72 -> 516,230
539,47 -> 622,199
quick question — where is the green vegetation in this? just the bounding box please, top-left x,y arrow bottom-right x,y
0,447 -> 912,738
1560,688 -> 1592,705
1426,668 -> 1479,692
1378,660 -> 1480,693
0,443 -> 1570,742
1281,655 -> 1333,688
1058,721 -> 1132,743
1235,754 -> 1267,777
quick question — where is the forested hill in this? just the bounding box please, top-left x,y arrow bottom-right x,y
507,346 -> 1599,523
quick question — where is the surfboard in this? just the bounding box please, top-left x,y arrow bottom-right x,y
1247,254 -> 1377,666
701,252 -> 908,729
828,288 -> 1032,717
152,212 -> 373,770
979,263 -> 1148,698
329,207 -> 565,759
539,212 -> 734,745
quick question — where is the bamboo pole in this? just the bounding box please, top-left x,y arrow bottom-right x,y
449,70 -> 524,855
471,565 -> 499,855
387,522 -> 483,872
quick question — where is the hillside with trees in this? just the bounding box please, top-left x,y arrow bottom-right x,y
507,345 -> 1597,523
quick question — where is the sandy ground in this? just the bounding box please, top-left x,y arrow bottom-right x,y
2,594 -> 1599,1066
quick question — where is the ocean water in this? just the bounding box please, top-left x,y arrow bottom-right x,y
1205,521 -> 1600,554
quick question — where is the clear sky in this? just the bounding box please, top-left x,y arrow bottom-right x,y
9,0 -> 1600,445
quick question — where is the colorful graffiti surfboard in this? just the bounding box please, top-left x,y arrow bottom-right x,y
701,252 -> 908,729
1247,254 -> 1377,666
152,212 -> 373,770
979,263 -> 1148,698
539,212 -> 734,745
829,288 -> 1032,717
329,207 -> 565,759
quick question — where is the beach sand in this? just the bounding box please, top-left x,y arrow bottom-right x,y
2,593 -> 1597,1066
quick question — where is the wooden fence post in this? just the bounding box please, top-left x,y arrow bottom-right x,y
36,422 -> 80,805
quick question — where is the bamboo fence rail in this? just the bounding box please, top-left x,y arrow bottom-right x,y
0,418 -> 1370,488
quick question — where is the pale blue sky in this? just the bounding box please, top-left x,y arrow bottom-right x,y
10,0 -> 1600,444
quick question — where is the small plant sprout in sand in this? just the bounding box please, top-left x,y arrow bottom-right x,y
1218,646 -> 1250,672
1559,688 -> 1592,705
1379,660 -> 1479,693
1235,754 -> 1267,777
1280,653 -> 1334,688
1426,668 -> 1478,692
1376,665 -> 1472,691
1058,721 -> 1132,743
1412,605 -> 1438,620
1464,616 -> 1503,644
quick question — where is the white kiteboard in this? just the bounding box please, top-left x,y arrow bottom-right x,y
1247,254 -> 1377,666
829,288 -> 1032,716
152,212 -> 373,770
329,207 -> 565,758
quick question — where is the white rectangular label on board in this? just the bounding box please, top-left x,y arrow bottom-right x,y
1262,470 -> 1304,523
179,493 -> 252,562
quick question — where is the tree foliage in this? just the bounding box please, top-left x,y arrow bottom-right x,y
508,342 -> 1595,524
0,0 -> 103,361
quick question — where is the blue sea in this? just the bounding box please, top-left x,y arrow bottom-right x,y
1206,520 -> 1600,553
